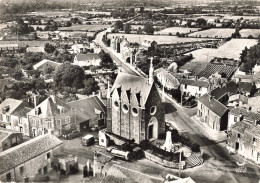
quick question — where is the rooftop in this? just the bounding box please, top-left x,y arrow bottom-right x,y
0,134 -> 62,174
198,93 -> 228,117
111,72 -> 154,107
181,79 -> 208,88
33,59 -> 61,70
232,121 -> 260,138
210,81 -> 238,100
67,96 -> 106,123
0,98 -> 24,116
75,53 -> 100,61
230,107 -> 260,122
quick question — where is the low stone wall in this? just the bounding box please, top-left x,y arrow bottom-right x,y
144,151 -> 180,169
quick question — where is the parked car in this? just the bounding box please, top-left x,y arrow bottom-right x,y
62,130 -> 81,140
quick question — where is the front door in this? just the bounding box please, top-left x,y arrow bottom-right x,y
148,125 -> 153,139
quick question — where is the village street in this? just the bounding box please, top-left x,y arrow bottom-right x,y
94,31 -> 260,182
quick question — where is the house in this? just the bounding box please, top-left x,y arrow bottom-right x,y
238,82 -> 255,96
73,53 -> 101,67
71,44 -> 88,54
180,78 -> 208,98
0,134 -> 62,182
227,108 -> 260,164
27,96 -> 77,138
0,44 -> 20,53
154,68 -> 180,90
106,60 -> 165,143
208,72 -> 227,92
197,93 -> 229,131
67,95 -> 106,132
0,128 -> 23,152
26,47 -> 45,53
33,59 -> 61,71
0,98 -> 26,130
210,81 -> 238,103
141,40 -> 157,50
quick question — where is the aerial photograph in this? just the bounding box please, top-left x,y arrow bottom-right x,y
0,0 -> 260,182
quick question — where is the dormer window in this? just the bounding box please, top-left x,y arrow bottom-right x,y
3,106 -> 10,113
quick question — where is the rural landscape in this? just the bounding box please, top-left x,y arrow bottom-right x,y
0,0 -> 260,183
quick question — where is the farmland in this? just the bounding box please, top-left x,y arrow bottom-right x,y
188,28 -> 235,38
185,38 -> 258,62
107,33 -> 216,44
58,24 -> 110,31
239,29 -> 260,38
0,40 -> 52,47
155,27 -> 200,35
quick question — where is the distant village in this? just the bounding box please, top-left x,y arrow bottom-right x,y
0,0 -> 260,182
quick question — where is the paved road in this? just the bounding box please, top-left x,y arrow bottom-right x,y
95,30 -> 145,77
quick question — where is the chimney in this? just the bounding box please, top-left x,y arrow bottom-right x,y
34,95 -> 37,108
255,120 -> 259,126
50,95 -> 56,103
92,92 -> 95,96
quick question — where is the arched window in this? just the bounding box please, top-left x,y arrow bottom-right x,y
132,107 -> 138,116
113,101 -> 119,109
150,106 -> 157,115
65,116 -> 70,124
122,104 -> 129,113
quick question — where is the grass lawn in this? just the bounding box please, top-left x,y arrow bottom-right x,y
185,38 -> 258,62
107,33 -> 216,44
155,27 -> 200,35
59,24 -> 110,31
239,29 -> 260,38
188,28 -> 235,38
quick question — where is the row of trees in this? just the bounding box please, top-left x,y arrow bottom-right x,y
240,36 -> 260,73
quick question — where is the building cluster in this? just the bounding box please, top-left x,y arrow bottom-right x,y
0,95 -> 106,138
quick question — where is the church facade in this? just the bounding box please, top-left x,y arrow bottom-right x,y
106,60 -> 165,144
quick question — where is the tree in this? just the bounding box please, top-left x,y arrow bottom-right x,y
53,62 -> 85,89
196,18 -> 207,27
140,6 -> 144,13
124,24 -> 131,34
83,77 -> 99,95
99,50 -> 113,68
231,28 -> 241,38
165,17 -> 173,28
12,68 -> 23,80
43,64 -> 55,75
44,43 -> 56,54
144,22 -> 154,35
114,20 -> 124,30
146,12 -> 152,20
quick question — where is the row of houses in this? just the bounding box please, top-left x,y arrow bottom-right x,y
0,95 -> 106,138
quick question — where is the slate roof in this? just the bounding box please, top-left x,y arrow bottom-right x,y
238,82 -> 254,93
33,59 -> 61,70
230,107 -> 260,122
12,106 -> 33,117
0,98 -> 23,115
181,79 -> 208,88
75,53 -> 100,61
210,81 -> 238,100
27,96 -> 71,118
0,134 -> 62,174
67,96 -> 106,123
231,121 -> 260,137
198,93 -> 228,117
111,72 -> 153,107
197,63 -> 237,79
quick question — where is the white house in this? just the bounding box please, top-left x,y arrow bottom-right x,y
154,68 -> 180,90
180,79 -> 208,98
73,53 -> 101,67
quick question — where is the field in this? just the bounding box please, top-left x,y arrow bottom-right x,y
59,24 -> 110,31
239,29 -> 260,38
25,11 -> 71,17
188,28 -> 235,38
75,11 -> 111,15
0,40 -> 52,47
155,27 -> 200,35
185,39 -> 258,62
107,33 -> 216,44
221,15 -> 260,21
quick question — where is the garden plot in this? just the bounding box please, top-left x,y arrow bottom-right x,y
188,28 -> 235,38
107,33 -> 216,45
186,39 -> 258,62
239,29 -> 260,38
155,27 -> 200,35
